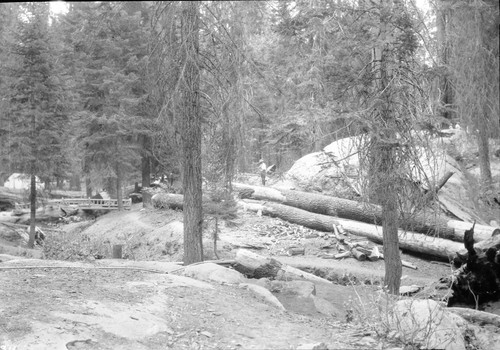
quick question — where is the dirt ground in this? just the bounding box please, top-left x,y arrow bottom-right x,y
1,202 -> 463,350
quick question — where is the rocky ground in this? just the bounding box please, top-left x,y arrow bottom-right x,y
3,202 -> 499,350
1,130 -> 499,349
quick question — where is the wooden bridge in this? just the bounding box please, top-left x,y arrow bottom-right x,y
16,198 -> 132,211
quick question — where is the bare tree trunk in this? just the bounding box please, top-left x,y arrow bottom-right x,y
85,177 -> 92,198
70,174 -> 81,191
181,0 -> 203,265
436,0 -> 454,124
369,0 -> 402,294
477,119 -> 493,189
28,169 -> 36,248
141,154 -> 151,188
116,162 -> 123,211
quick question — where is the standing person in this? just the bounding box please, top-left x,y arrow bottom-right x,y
258,159 -> 267,186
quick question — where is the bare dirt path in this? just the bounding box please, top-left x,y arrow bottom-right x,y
0,258 -> 379,350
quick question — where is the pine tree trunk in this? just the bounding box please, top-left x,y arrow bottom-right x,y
477,121 -> 493,189
370,0 -> 402,294
28,171 -> 36,248
381,184 -> 402,294
85,178 -> 92,198
141,154 -> 150,188
437,0 -> 454,123
181,0 -> 203,265
116,162 -> 123,211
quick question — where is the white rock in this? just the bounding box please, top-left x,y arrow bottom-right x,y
311,296 -> 339,317
183,263 -> 245,285
387,299 -> 467,350
270,280 -> 316,298
296,342 -> 328,350
239,283 -> 285,310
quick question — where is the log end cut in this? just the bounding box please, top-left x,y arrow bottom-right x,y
234,249 -> 282,279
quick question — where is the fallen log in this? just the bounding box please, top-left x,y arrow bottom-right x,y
240,200 -> 464,261
233,183 -> 498,242
153,192 -> 492,261
0,187 -> 24,210
447,307 -> 500,328
234,249 -> 331,284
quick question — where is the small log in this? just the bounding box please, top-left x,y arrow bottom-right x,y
234,249 -> 331,284
337,225 -> 347,235
334,251 -> 352,259
447,307 -> 500,328
401,260 -> 418,270
332,225 -> 342,241
351,248 -> 367,261
368,246 -> 382,261
278,264 -> 333,284
233,249 -> 282,279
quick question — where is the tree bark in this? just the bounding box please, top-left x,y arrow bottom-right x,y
28,170 -> 36,248
116,162 -> 123,211
436,0 -> 454,123
233,183 -> 497,241
85,177 -> 92,198
141,154 -> 151,188
70,174 -> 81,191
477,124 -> 493,189
180,0 -> 203,265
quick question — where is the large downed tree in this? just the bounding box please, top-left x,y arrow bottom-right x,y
240,200 -> 464,261
0,187 -> 24,210
153,192 -> 499,261
233,183 -> 499,242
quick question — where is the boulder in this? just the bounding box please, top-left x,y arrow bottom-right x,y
311,296 -> 340,317
387,299 -> 467,350
285,130 -> 494,223
239,283 -> 285,310
183,262 -> 245,285
270,280 -> 316,298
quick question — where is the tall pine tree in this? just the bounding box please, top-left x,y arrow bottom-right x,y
5,2 -> 68,247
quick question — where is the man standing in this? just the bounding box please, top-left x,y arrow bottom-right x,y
258,159 -> 267,186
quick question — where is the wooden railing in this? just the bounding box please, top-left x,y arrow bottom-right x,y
17,198 -> 132,211
55,198 -> 132,210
